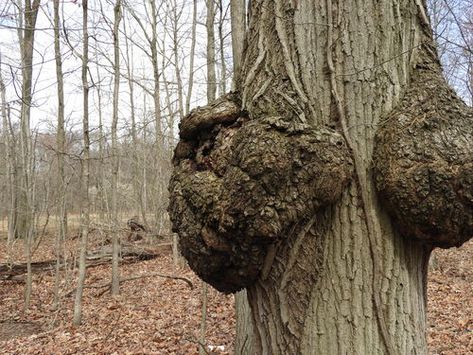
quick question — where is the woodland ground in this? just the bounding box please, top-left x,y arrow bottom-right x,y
0,232 -> 471,355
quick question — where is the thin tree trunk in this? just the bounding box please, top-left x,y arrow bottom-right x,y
170,0 -> 184,121
217,0 -> 227,95
73,0 -> 90,326
206,0 -> 217,103
52,0 -> 66,309
230,0 -> 245,89
111,0 -> 122,297
94,61 -> 107,223
0,56 -> 17,260
185,0 -> 198,115
148,0 -> 164,232
17,0 -> 41,310
122,14 -> 141,219
199,283 -> 208,355
141,94 -> 149,228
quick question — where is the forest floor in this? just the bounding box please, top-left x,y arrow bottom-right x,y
0,234 -> 471,355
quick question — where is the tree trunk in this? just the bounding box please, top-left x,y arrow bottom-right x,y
122,14 -> 141,219
230,0 -> 245,89
110,0 -> 122,297
235,0 -> 434,353
73,0 -> 90,326
17,0 -> 41,311
206,0 -> 217,103
217,0 -> 227,95
185,0 -> 198,115
0,57 -> 17,256
148,0 -> 165,233
199,282 -> 208,355
53,0 -> 66,309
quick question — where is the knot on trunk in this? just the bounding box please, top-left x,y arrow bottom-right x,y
168,94 -> 353,293
373,69 -> 473,248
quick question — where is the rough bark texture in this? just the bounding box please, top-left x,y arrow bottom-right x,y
373,61 -> 473,249
169,0 -> 473,354
169,94 -> 353,293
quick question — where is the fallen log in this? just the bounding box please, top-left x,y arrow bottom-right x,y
0,246 -> 162,281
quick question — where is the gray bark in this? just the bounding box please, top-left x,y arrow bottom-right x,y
234,0 -> 435,353
0,56 -> 17,251
73,0 -> 90,326
206,0 -> 217,103
168,0 -> 472,354
53,0 -> 66,308
17,0 -> 41,310
217,0 -> 227,95
15,0 -> 39,242
185,0 -> 198,115
111,0 -> 122,297
230,0 -> 245,89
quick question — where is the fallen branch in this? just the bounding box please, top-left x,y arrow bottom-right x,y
65,272 -> 194,297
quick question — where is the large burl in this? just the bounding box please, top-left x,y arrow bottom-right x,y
169,93 -> 353,293
374,65 -> 473,248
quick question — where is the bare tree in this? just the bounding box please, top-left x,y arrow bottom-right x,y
206,0 -> 216,102
216,0 -> 229,95
15,0 -> 41,309
73,0 -> 91,326
52,0 -> 67,308
230,0 -> 245,89
185,0 -> 198,115
0,55 -> 17,253
111,0 -> 122,297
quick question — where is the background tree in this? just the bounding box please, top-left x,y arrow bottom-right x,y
110,0 -> 122,297
52,0 -> 66,308
73,0 -> 90,326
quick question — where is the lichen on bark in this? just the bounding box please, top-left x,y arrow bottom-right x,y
169,94 -> 353,293
373,61 -> 473,248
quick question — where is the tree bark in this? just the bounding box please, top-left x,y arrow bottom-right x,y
16,0 -> 41,243
110,0 -> 122,297
230,0 -> 245,89
53,0 -> 66,309
206,0 -> 217,103
217,0 -> 227,95
185,0 -> 198,115
0,56 -> 17,255
17,0 -> 41,311
73,0 -> 90,326
235,0 -> 436,353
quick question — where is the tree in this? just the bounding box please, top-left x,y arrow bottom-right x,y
52,0 -> 66,309
185,0 -> 198,115
169,0 -> 473,354
0,54 -> 17,251
206,0 -> 216,103
15,0 -> 42,310
230,0 -> 245,90
111,0 -> 122,297
73,0 -> 91,326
